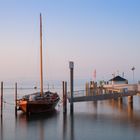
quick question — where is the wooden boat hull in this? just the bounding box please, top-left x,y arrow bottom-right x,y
18,100 -> 27,113
17,98 -> 59,114
17,91 -> 60,114
27,100 -> 59,113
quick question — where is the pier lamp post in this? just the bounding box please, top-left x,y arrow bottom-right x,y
131,66 -> 135,84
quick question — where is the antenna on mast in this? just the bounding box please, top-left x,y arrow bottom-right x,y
40,13 -> 43,96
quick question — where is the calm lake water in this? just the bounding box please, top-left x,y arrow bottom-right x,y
1,87 -> 140,140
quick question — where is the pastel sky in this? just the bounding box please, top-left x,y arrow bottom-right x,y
0,0 -> 140,84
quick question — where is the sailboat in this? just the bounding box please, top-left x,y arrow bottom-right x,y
17,14 -> 60,114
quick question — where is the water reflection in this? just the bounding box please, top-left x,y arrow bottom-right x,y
63,113 -> 67,140
127,102 -> 133,119
16,110 -> 59,140
15,100 -> 140,140
70,113 -> 74,140
0,117 -> 3,140
62,112 -> 75,140
93,101 -> 98,113
18,110 -> 58,122
17,111 -> 76,140
39,121 -> 44,140
63,113 -> 74,140
105,98 -> 140,129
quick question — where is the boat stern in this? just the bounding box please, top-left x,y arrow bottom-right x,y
17,100 -> 28,113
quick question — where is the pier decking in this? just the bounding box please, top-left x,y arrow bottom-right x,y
68,90 -> 137,102
67,84 -> 139,103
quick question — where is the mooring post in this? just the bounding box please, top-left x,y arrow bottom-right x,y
90,81 -> 94,96
69,61 -> 74,113
15,82 -> 17,116
63,81 -> 65,112
63,81 -> 67,113
62,81 -> 65,109
1,82 -> 3,118
64,81 -> 67,113
85,82 -> 89,96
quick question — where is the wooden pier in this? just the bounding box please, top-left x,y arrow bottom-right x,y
68,90 -> 137,103
65,62 -> 139,112
67,80 -> 138,103
64,84 -> 139,113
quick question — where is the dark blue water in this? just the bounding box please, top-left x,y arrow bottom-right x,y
1,88 -> 140,140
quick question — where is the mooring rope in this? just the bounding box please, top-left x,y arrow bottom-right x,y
3,98 -> 15,106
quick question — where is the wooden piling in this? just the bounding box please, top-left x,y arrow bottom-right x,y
69,61 -> 74,113
63,81 -> 65,113
63,81 -> 67,113
15,82 -> 17,116
1,82 -> 3,118
90,81 -> 94,96
64,82 -> 67,113
85,82 -> 89,96
63,81 -> 65,95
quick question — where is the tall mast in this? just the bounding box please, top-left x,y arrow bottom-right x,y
40,13 -> 43,96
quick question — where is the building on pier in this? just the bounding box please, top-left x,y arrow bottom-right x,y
109,75 -> 128,85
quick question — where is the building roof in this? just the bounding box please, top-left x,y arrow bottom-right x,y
109,76 -> 127,81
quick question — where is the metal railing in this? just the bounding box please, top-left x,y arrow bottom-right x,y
67,87 -> 131,99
